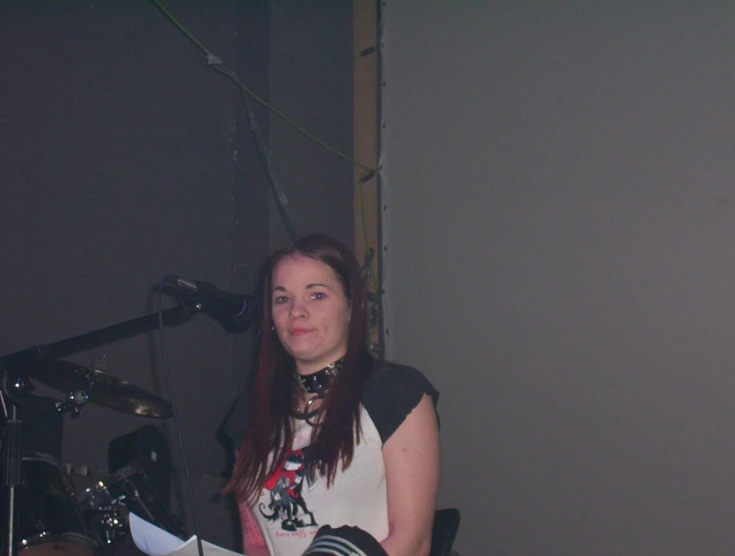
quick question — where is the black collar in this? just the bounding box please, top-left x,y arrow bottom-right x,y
297,359 -> 342,395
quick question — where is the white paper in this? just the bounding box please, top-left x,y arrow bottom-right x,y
129,513 -> 243,556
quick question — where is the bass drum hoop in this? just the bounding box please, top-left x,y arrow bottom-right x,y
14,452 -> 98,556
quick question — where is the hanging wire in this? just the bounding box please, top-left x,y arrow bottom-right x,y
149,0 -> 380,339
149,0 -> 373,176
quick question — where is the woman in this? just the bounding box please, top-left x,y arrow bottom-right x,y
224,234 -> 440,556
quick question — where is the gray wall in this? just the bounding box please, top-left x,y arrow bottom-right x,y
381,3 -> 735,555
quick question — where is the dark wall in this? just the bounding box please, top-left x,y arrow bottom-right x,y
1,0 -> 353,548
267,0 -> 356,250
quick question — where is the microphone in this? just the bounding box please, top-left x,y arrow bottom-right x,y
163,275 -> 257,332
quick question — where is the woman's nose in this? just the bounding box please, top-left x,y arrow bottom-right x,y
289,299 -> 307,318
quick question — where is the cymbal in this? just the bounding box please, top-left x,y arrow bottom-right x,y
29,359 -> 173,418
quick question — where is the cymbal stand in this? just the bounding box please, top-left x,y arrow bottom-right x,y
1,368 -> 32,556
24,390 -> 89,426
1,375 -> 91,556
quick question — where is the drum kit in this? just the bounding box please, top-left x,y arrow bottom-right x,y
0,290 -> 220,556
1,278 -> 254,556
1,358 -> 182,556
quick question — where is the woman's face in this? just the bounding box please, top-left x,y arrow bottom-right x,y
271,255 -> 351,375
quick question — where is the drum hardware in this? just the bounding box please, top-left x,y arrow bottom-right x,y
22,389 -> 90,427
109,425 -> 172,505
62,463 -> 108,478
1,366 -> 174,556
28,359 -> 173,419
1,291 -> 241,556
0,375 -> 174,556
1,374 -> 24,556
78,462 -> 185,546
10,452 -> 98,556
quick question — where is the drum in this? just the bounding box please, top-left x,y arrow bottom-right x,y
79,463 -> 183,545
13,452 -> 98,556
77,479 -> 128,546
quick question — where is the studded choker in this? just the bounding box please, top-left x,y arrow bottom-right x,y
297,358 -> 342,395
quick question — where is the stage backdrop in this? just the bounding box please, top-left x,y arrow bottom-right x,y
381,3 -> 735,555
1,0 -> 353,548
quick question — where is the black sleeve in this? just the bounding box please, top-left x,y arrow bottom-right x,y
304,525 -> 389,556
361,362 -> 439,444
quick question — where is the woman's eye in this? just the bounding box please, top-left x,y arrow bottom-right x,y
311,292 -> 326,300
273,295 -> 289,304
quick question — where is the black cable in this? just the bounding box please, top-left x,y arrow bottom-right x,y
156,279 -> 204,556
208,62 -> 298,242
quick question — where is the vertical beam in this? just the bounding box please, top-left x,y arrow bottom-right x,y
353,0 -> 380,354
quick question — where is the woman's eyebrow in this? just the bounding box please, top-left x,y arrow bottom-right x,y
272,282 -> 333,292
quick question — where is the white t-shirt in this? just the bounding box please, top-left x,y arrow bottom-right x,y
238,363 -> 438,556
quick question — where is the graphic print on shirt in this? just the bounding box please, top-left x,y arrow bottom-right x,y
259,448 -> 318,532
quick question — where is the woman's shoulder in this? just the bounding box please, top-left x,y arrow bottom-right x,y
364,360 -> 437,395
362,360 -> 439,443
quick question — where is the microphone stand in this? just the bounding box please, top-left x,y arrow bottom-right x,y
1,302 -> 198,372
0,300 -> 202,556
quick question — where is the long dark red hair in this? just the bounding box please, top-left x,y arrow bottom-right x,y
224,234 -> 374,503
